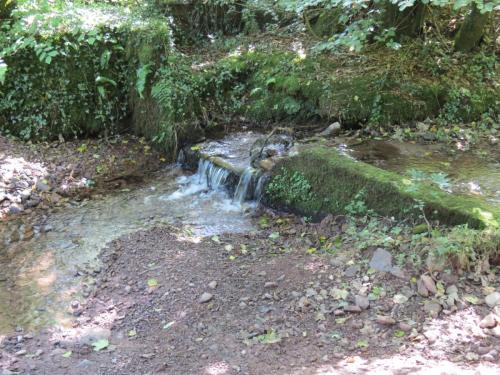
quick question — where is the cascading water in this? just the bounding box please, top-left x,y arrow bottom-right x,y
233,167 -> 256,203
254,173 -> 270,203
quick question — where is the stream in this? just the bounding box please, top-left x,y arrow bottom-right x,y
1,133 -> 498,335
0,160 -> 260,335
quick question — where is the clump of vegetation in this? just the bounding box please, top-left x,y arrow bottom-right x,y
266,168 -> 315,207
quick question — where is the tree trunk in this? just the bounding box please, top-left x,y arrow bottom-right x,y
383,1 -> 426,38
454,4 -> 489,52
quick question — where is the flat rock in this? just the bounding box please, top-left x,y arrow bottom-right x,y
369,248 -> 392,272
199,292 -> 213,303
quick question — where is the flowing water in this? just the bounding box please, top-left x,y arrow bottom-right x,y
0,160 -> 260,334
343,140 -> 500,207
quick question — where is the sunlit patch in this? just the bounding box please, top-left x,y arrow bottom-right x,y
205,361 -> 229,375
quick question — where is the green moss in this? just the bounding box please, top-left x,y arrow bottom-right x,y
268,145 -> 499,228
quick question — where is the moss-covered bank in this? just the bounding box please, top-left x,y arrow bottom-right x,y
266,145 -> 499,229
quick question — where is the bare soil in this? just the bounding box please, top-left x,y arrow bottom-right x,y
2,215 -> 498,375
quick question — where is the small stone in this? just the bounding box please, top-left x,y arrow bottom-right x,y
354,295 -> 369,310
369,248 -> 392,272
465,352 -> 479,361
389,266 -> 407,279
417,278 -> 429,297
264,282 -> 278,289
398,322 -> 412,332
479,313 -> 497,329
476,346 -> 492,355
485,292 -> 500,308
376,316 -> 396,325
15,349 -> 27,356
344,265 -> 360,277
423,301 -> 442,317
70,300 -> 80,309
258,159 -> 275,171
208,281 -> 217,289
125,285 -> 131,293
35,180 -> 50,192
344,305 -> 362,313
490,326 -> 500,338
199,292 -> 213,303
318,122 -> 341,137
420,275 -> 437,295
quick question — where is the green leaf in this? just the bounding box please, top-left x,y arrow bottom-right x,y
394,330 -> 406,338
62,351 -> 72,358
356,339 -> 369,348
128,329 -> 137,337
91,339 -> 109,352
257,330 -> 281,344
147,278 -> 158,287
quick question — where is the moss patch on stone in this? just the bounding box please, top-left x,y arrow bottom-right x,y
267,145 -> 499,228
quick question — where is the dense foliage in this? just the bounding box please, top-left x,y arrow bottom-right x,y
0,0 -> 498,150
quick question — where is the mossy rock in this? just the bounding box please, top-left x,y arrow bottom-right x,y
266,145 -> 499,228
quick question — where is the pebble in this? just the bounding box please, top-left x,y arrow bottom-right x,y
376,316 -> 396,325
369,248 -> 392,272
199,292 -> 213,303
420,275 -> 437,295
264,282 -> 278,289
485,292 -> 500,308
344,305 -> 361,313
14,349 -> 27,356
479,313 -> 497,329
423,301 -> 442,317
398,322 -> 412,332
208,281 -> 217,289
354,295 -> 369,310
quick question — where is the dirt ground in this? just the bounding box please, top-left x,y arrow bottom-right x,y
1,214 -> 498,375
0,135 -> 165,221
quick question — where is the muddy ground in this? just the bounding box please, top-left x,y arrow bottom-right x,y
1,214 -> 498,375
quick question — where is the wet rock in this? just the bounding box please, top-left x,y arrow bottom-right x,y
369,248 -> 392,272
485,292 -> 500,308
318,122 -> 341,137
376,316 -> 396,325
199,292 -> 213,303
479,313 -> 497,329
354,295 -> 369,310
258,159 -> 275,171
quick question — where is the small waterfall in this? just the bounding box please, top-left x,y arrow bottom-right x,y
233,167 -> 256,203
196,159 -> 229,191
254,173 -> 270,203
